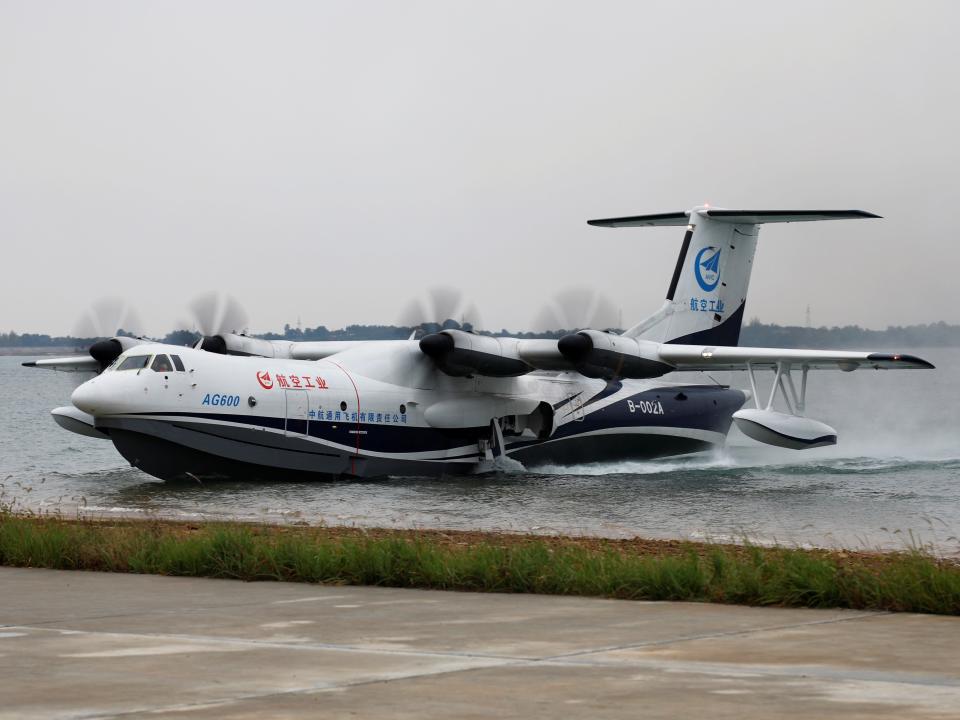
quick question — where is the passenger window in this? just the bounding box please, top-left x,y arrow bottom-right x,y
151,355 -> 173,373
117,355 -> 151,371
171,355 -> 185,371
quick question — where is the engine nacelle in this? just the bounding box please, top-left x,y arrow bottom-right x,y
732,409 -> 837,449
89,335 -> 149,370
196,333 -> 290,358
557,330 -> 674,379
419,330 -> 532,377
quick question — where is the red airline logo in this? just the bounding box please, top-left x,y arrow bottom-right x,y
256,370 -> 329,391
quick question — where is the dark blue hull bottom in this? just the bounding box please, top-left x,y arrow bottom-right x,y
510,434 -> 713,467
107,426 -> 719,482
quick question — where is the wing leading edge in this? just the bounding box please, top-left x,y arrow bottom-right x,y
657,345 -> 934,372
22,356 -> 100,373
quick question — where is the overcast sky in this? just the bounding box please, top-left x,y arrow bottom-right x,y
2,1 -> 958,336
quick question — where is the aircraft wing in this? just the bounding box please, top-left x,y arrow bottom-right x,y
656,345 -> 935,372
22,356 -> 100,373
288,341 -> 382,361
515,339 -> 576,371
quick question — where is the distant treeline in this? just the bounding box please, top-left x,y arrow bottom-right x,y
0,329 -> 200,350
2,319 -> 959,349
260,321 -> 570,342
0,322 -> 570,349
739,320 -> 960,349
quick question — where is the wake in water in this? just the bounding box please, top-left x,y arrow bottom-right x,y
523,445 -> 960,479
525,450 -> 738,477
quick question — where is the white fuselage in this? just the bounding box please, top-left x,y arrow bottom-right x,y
70,342 -> 745,480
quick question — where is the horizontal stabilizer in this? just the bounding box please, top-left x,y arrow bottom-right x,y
587,211 -> 690,227
703,209 -> 880,224
588,209 -> 879,228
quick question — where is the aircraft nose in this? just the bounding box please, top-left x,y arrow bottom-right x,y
71,379 -> 101,415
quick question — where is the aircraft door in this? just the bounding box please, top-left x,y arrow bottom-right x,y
284,390 -> 310,436
572,395 -> 585,422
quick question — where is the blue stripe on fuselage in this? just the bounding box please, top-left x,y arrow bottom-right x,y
117,385 -> 743,456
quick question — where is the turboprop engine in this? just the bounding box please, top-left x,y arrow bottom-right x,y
419,329 -> 532,377
188,293 -> 294,358
87,335 -> 149,370
556,330 -> 674,380
195,332 -> 290,358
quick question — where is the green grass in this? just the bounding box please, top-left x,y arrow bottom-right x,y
1,513 -> 958,615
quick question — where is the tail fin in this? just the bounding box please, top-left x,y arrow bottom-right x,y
588,208 -> 879,346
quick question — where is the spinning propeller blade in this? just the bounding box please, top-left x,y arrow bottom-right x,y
398,286 -> 482,335
73,298 -> 144,340
532,288 -> 619,333
68,298 -> 147,372
188,292 -> 250,337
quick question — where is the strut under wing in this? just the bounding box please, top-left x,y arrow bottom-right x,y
657,345 -> 934,372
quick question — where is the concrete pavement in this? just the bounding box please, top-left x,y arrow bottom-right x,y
0,567 -> 958,718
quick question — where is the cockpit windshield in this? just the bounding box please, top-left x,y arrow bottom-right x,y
150,354 -> 173,373
116,355 -> 151,371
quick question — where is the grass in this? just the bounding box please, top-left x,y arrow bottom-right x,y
1,513 -> 958,615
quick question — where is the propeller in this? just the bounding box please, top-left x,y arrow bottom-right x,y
71,298 -> 146,371
531,288 -> 620,333
183,292 -> 250,353
395,286 -> 485,389
73,298 -> 144,341
398,286 -> 483,336
187,292 -> 250,337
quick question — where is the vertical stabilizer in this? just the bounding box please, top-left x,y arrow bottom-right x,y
628,210 -> 759,345
587,207 -> 879,347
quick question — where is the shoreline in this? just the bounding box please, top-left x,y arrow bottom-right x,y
7,498 -> 959,557
0,347 -> 85,356
2,513 -> 957,615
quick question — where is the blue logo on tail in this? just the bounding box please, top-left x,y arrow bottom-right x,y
694,247 -> 721,291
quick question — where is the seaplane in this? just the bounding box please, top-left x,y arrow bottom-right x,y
25,207 -> 933,481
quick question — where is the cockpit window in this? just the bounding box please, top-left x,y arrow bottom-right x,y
116,355 -> 151,371
151,354 -> 173,373
171,355 -> 185,371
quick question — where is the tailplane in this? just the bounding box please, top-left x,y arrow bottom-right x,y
588,208 -> 879,346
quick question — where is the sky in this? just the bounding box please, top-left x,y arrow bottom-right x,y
1,0 -> 958,337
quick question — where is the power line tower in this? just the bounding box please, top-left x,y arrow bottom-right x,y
805,305 -> 811,328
